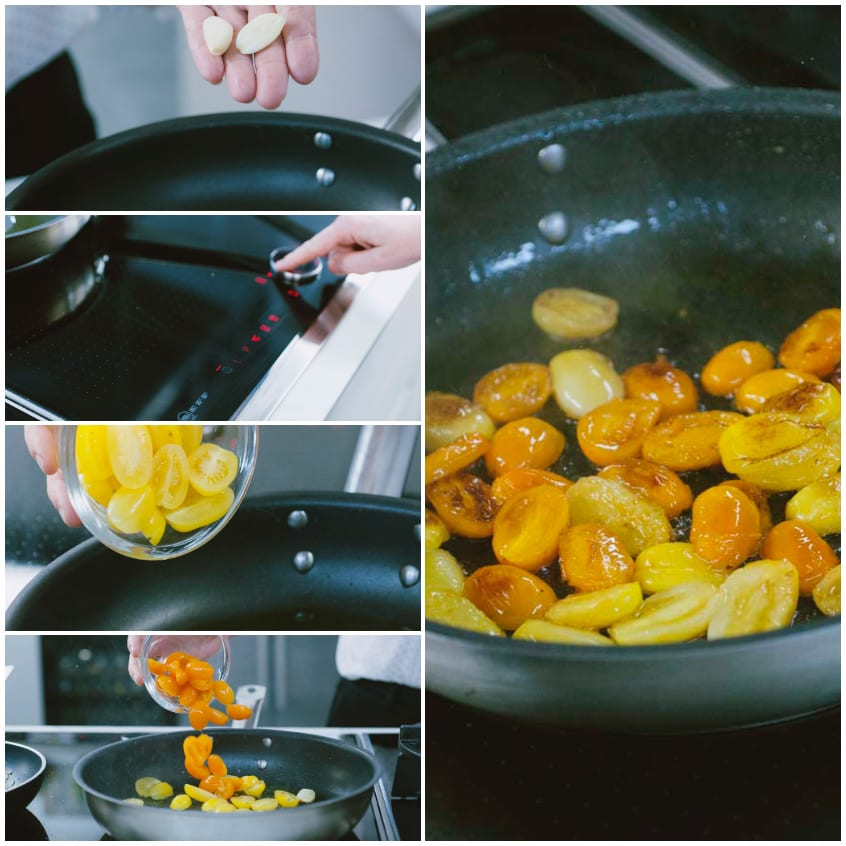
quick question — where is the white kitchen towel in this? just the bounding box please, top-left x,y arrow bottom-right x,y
336,635 -> 421,689
6,6 -> 98,90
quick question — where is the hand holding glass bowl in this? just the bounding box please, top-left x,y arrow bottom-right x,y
59,424 -> 258,560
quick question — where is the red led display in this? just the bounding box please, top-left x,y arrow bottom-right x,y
254,276 -> 267,285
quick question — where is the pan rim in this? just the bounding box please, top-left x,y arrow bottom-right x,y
7,111 -> 421,211
426,85 -> 840,177
71,728 -> 381,814
426,613 -> 840,659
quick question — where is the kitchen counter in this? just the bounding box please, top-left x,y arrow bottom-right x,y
424,693 -> 839,840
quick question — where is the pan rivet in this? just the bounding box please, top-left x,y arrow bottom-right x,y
537,143 -> 567,174
538,211 -> 569,245
316,167 -> 336,187
399,564 -> 420,587
413,524 -> 421,542
293,550 -> 315,573
262,737 -> 272,747
413,163 -> 421,181
314,131 -> 333,149
288,510 -> 309,529
257,759 -> 268,770
400,196 -> 417,211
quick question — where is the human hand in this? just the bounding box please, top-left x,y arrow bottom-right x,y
127,634 -> 230,686
274,215 -> 421,276
177,5 -> 319,110
24,425 -> 81,528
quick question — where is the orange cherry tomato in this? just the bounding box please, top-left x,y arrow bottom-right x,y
427,473 -> 500,539
700,341 -> 775,397
762,519 -> 839,595
485,417 -> 565,477
576,398 -> 661,466
424,433 -> 490,486
622,355 -> 698,420
208,754 -> 228,777
473,362 -> 552,423
147,658 -> 167,675
196,734 -> 214,760
718,479 -> 772,536
642,411 -> 745,471
207,707 -> 229,726
226,703 -> 253,721
200,774 -> 221,794
689,486 -> 762,569
463,564 -> 557,631
184,755 -> 210,781
155,674 -> 182,699
598,459 -> 692,519
492,485 -> 570,571
188,705 -> 211,731
490,467 -> 572,504
177,686 -> 199,708
734,369 -> 820,414
779,308 -> 841,377
211,680 -> 235,705
559,523 -> 635,593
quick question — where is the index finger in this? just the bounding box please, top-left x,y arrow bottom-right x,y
273,219 -> 343,271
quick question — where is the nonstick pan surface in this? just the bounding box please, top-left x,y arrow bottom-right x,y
7,113 -> 421,211
6,493 -> 421,631
5,741 -> 47,812
424,87 -> 840,731
73,729 -> 379,841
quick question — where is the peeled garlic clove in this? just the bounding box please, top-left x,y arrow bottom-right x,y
236,12 -> 286,54
549,348 -> 624,419
203,16 -> 234,56
707,559 -> 799,640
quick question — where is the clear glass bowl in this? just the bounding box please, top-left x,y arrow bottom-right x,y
60,424 -> 258,560
140,634 -> 230,713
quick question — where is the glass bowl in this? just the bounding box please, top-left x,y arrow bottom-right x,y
60,424 -> 258,560
140,634 -> 230,713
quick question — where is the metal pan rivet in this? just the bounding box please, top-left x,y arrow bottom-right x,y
538,211 -> 569,245
399,564 -> 420,587
293,550 -> 315,573
257,759 -> 268,770
316,167 -> 335,187
400,196 -> 417,211
414,524 -> 421,542
288,510 -> 309,529
313,131 -> 333,149
262,737 -> 272,747
413,162 -> 421,181
537,143 -> 567,174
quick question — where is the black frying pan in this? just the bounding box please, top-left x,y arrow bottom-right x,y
425,87 -> 840,732
6,492 -> 421,631
5,741 -> 47,811
6,113 -> 420,211
73,729 -> 379,841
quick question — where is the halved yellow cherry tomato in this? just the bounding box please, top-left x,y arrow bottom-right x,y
165,487 -> 235,532
107,425 -> 154,489
188,443 -> 238,496
75,425 -> 112,480
151,443 -> 190,509
107,485 -> 157,534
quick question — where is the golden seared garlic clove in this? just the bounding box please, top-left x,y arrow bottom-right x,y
609,581 -> 719,645
425,392 -> 496,453
707,560 -> 799,640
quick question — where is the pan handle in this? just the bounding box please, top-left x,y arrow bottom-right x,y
344,425 -> 418,498
233,684 -> 267,729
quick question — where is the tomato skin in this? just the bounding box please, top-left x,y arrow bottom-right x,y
485,417 -> 565,477
560,523 -> 636,593
762,519 -> 839,595
463,564 -> 557,631
427,473 -> 499,539
473,362 -> 552,423
165,488 -> 235,532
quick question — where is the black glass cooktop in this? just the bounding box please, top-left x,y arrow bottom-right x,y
6,215 -> 341,421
